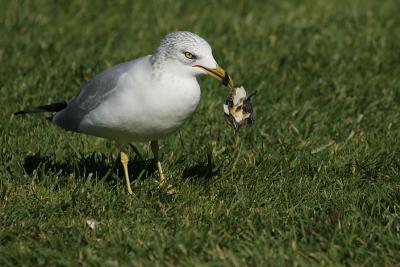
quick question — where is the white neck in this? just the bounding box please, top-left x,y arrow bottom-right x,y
150,54 -> 197,82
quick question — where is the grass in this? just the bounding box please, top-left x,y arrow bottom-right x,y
1,0 -> 400,265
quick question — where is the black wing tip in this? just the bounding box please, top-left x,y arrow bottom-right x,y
13,101 -> 68,116
37,101 -> 67,112
14,110 -> 28,115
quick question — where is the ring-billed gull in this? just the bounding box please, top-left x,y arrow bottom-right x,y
15,31 -> 234,195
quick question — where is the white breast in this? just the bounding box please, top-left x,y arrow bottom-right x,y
77,65 -> 201,143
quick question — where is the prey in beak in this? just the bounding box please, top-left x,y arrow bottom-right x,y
195,63 -> 256,131
195,65 -> 234,89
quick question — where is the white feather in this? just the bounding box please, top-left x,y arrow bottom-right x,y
51,32 -> 217,143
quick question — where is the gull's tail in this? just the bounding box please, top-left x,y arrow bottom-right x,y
14,101 -> 67,118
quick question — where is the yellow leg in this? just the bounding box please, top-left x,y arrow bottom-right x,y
150,140 -> 165,185
120,150 -> 133,195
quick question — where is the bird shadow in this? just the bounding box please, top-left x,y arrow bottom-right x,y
182,152 -> 220,183
22,151 -> 156,186
22,148 -> 221,187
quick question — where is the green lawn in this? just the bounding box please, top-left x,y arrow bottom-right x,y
1,0 -> 400,266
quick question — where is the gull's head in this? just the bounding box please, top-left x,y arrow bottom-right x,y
153,31 -> 234,88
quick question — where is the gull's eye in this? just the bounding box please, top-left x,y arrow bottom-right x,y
184,52 -> 195,59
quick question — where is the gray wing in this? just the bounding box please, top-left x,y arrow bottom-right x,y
52,59 -> 139,132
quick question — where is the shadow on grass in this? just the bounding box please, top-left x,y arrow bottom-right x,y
22,148 -> 221,187
182,152 -> 219,183
22,152 -> 157,186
